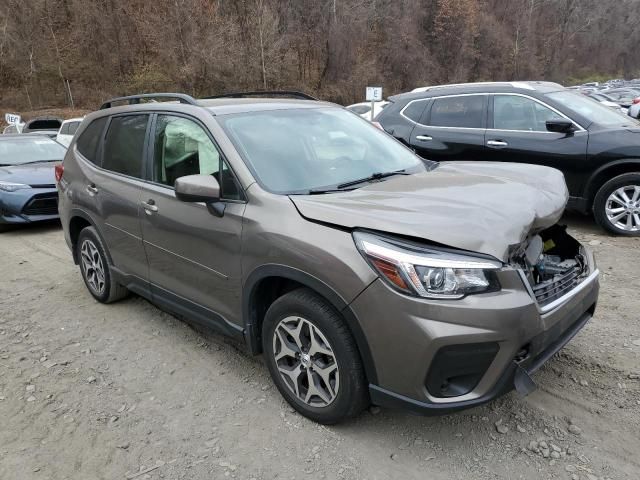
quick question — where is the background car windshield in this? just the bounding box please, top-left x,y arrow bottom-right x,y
219,107 -> 427,193
546,91 -> 636,127
0,138 -> 66,165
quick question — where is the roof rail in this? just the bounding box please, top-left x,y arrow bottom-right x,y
204,90 -> 318,101
100,93 -> 198,110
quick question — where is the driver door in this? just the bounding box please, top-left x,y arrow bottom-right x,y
139,114 -> 246,332
483,94 -> 589,194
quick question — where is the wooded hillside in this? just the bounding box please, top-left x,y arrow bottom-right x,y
1,0 -> 638,109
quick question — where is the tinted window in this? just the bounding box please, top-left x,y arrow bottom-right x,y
67,122 -> 80,135
429,95 -> 485,128
402,100 -> 428,122
152,115 -> 242,199
493,95 -> 563,131
102,115 -> 148,178
76,117 -> 108,163
60,124 -> 69,135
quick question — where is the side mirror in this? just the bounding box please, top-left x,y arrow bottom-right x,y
546,118 -> 575,134
174,174 -> 220,203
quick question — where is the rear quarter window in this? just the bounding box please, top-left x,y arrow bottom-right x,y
402,100 -> 429,123
76,117 -> 108,164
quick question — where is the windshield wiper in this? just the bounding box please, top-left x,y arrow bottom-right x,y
305,169 -> 413,195
336,169 -> 410,190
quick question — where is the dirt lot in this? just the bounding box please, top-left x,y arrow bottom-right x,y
0,214 -> 638,480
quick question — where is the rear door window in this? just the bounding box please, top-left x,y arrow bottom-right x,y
428,95 -> 485,128
76,117 -> 108,164
102,115 -> 148,178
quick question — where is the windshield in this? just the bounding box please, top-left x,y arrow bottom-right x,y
218,107 -> 428,194
0,138 -> 66,165
546,91 -> 638,127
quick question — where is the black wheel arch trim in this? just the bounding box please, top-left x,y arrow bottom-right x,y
585,159 -> 640,203
242,264 -> 378,384
68,208 -> 114,266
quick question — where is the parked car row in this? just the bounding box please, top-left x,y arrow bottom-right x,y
2,116 -> 84,145
567,79 -> 640,118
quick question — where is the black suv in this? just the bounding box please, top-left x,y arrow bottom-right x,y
376,81 -> 640,236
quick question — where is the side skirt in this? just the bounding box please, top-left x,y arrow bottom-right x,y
111,267 -> 244,341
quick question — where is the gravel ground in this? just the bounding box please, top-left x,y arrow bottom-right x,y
0,214 -> 639,480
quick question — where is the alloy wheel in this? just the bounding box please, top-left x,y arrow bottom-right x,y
272,316 -> 340,407
605,185 -> 640,232
80,239 -> 106,295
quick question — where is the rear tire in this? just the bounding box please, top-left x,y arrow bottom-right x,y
262,288 -> 369,424
77,226 -> 129,303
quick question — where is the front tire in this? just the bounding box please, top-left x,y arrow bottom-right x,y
77,226 -> 129,303
262,288 -> 369,424
593,173 -> 640,236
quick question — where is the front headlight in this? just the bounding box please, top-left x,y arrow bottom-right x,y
353,231 -> 502,299
0,181 -> 31,192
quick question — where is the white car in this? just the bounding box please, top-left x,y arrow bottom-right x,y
56,117 -> 84,147
346,101 -> 389,120
628,101 -> 640,119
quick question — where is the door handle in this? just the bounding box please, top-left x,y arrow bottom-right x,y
416,135 -> 433,142
487,140 -> 508,148
141,199 -> 158,214
86,184 -> 98,196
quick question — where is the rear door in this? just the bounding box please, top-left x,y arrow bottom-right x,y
138,113 -> 246,333
75,114 -> 150,287
409,94 -> 487,161
483,94 -> 588,195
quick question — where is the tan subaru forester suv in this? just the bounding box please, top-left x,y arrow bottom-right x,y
57,92 -> 599,424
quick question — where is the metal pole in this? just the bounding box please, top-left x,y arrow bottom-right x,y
370,99 -> 375,121
66,79 -> 74,108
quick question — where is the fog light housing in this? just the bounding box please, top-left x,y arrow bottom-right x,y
425,343 -> 499,398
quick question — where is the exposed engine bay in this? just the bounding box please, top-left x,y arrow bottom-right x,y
511,225 -> 588,307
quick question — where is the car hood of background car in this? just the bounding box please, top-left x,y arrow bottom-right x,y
290,162 -> 568,262
0,163 -> 57,186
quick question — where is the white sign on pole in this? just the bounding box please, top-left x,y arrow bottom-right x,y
365,87 -> 383,102
5,113 -> 21,125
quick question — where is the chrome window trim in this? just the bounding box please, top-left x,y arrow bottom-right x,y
399,91 -> 586,132
490,92 -> 586,132
400,93 -> 487,127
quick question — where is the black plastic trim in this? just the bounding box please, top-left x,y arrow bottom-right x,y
100,93 -> 198,110
110,266 -> 244,340
205,91 -> 317,101
242,264 -> 378,384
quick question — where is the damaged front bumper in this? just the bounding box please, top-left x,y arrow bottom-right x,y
352,237 -> 599,416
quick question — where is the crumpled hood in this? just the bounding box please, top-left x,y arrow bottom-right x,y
290,162 -> 568,262
0,163 -> 56,186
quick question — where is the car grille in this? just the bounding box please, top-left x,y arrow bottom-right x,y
22,193 -> 59,216
531,267 -> 582,307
